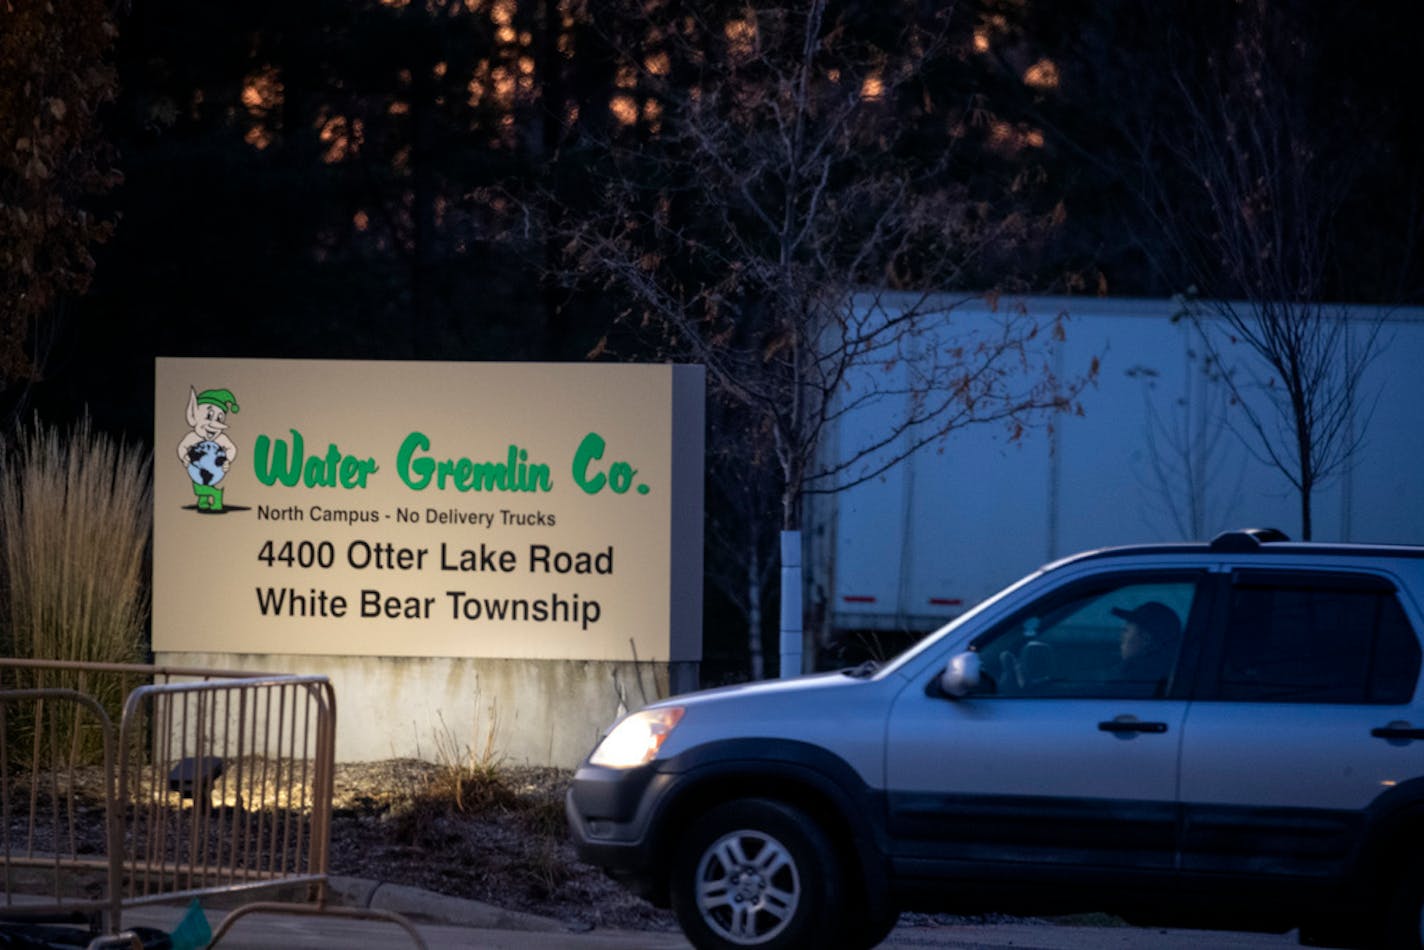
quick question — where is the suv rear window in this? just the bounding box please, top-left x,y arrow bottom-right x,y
1215,571 -> 1421,704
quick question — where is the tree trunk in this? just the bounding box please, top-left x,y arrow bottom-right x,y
410,63 -> 437,355
535,0 -> 566,359
1294,387 -> 1314,540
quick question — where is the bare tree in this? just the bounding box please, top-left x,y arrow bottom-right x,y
1127,324 -> 1244,539
983,0 -> 1413,539
550,0 -> 1091,673
703,400 -> 780,678
1177,303 -> 1380,540
1114,2 -> 1387,538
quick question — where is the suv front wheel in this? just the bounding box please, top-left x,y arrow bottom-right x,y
670,798 -> 842,949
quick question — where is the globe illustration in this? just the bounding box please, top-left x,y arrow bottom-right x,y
186,440 -> 227,487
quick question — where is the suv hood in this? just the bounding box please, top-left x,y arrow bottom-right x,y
655,669 -> 878,710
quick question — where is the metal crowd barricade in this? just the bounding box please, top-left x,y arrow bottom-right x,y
0,659 -> 427,948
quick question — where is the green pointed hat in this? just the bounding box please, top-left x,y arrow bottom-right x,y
195,388 -> 239,414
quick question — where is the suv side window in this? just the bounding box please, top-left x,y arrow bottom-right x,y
1213,570 -> 1421,704
967,573 -> 1204,700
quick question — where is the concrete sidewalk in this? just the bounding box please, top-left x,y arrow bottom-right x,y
117,899 -> 1302,950
7,875 -> 1300,949
121,900 -> 689,949
3,876 -> 1306,950
115,876 -> 692,949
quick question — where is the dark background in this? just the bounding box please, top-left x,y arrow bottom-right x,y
5,0 -> 1422,677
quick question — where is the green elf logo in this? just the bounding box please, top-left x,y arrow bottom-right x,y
179,387 -> 240,513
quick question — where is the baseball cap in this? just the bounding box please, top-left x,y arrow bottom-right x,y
1110,601 -> 1182,641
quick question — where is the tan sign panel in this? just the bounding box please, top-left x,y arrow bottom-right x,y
154,358 -> 703,661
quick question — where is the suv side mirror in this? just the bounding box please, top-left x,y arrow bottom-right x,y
940,651 -> 981,698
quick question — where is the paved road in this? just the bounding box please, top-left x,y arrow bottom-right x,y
881,921 -> 1299,949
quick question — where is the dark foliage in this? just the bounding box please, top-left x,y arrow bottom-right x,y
5,0 -> 1420,677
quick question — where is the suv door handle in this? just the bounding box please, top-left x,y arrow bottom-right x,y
1098,719 -> 1168,734
1372,723 -> 1424,741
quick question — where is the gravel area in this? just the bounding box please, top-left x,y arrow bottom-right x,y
324,761 -> 1053,936
4,758 -> 1044,936
326,759 -> 678,933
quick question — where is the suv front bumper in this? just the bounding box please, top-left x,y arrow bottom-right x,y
565,761 -> 680,901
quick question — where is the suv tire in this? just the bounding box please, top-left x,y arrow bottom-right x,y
670,798 -> 842,949
1383,857 -> 1424,950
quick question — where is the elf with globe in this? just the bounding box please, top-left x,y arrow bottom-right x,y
178,387 -> 240,512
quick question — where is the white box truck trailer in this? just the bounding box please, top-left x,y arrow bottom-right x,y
804,294 -> 1424,655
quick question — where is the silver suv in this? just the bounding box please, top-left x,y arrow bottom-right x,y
567,530 -> 1424,949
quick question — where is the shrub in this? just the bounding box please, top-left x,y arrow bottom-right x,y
0,416 -> 152,727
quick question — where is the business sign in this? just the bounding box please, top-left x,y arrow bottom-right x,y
154,358 -> 704,661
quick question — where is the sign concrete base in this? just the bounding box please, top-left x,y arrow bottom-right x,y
158,652 -> 698,768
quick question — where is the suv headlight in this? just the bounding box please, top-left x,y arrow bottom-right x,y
589,706 -> 685,769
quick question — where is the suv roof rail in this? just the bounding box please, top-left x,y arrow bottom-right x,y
1210,527 -> 1291,552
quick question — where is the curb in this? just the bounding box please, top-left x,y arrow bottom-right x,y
326,875 -> 570,933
